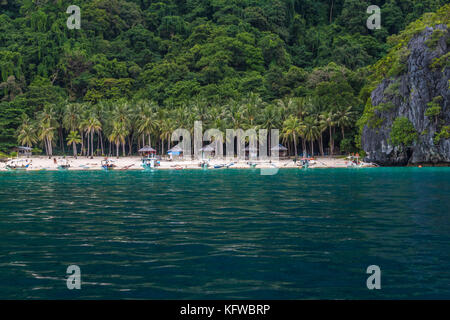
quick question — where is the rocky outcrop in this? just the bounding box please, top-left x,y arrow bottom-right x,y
362,24 -> 449,165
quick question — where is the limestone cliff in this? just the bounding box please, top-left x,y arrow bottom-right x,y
360,10 -> 449,166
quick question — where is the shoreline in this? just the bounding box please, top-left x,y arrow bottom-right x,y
0,156 -> 377,171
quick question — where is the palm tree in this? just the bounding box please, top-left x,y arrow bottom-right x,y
17,114 -> 37,148
277,97 -> 295,122
109,121 -> 128,157
282,115 -> 302,159
335,106 -> 354,139
258,104 -> 281,156
303,116 -> 320,156
136,101 -> 158,149
111,100 -> 132,154
66,131 -> 82,157
37,106 -> 57,156
318,113 -> 328,156
37,120 -> 56,156
322,110 -> 336,155
159,117 -> 174,155
85,113 -> 102,157
242,93 -> 263,128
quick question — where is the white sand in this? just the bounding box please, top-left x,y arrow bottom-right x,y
0,156 -> 375,171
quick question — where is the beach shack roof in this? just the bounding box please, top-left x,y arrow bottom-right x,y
168,143 -> 183,153
138,146 -> 156,153
271,144 -> 288,151
200,141 -> 217,152
18,146 -> 32,151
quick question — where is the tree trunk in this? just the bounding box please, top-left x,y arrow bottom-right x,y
100,131 -> 104,156
86,131 -> 90,157
80,132 -> 84,156
72,141 -> 77,157
302,139 -> 306,157
91,130 -> 94,157
293,133 -> 297,159
341,126 -> 345,139
122,141 -> 126,157
319,133 -> 324,156
44,137 -> 49,156
116,142 -> 119,158
310,140 -> 314,156
329,126 -> 334,155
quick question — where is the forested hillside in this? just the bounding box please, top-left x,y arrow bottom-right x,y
0,0 -> 447,156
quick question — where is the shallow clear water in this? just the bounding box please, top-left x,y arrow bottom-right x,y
0,168 -> 449,299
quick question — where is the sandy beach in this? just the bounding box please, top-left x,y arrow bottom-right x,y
0,156 -> 375,171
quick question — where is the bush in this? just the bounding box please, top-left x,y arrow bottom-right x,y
390,117 -> 418,148
434,126 -> 450,144
340,138 -> 357,154
32,147 -> 43,155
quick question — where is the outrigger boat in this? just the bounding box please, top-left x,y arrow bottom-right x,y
346,154 -> 362,168
57,159 -> 70,170
299,158 -> 316,169
200,160 -> 209,169
6,159 -> 31,170
141,155 -> 159,170
101,158 -> 116,171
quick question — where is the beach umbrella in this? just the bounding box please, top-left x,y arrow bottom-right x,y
138,146 -> 156,153
200,142 -> 216,152
271,144 -> 288,151
168,143 -> 183,153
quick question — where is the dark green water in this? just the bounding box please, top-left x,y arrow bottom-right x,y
0,168 -> 449,299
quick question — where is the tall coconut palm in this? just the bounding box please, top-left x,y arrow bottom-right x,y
109,121 -> 128,157
318,112 -> 328,156
335,106 -> 354,139
84,113 -> 102,157
66,131 -> 81,157
258,104 -> 281,155
111,100 -> 132,153
36,106 -> 57,156
322,110 -> 337,155
159,117 -> 174,155
303,116 -> 320,156
17,114 -> 37,148
242,92 -> 263,128
282,115 -> 302,159
37,121 -> 56,156
277,97 -> 295,122
136,101 -> 158,148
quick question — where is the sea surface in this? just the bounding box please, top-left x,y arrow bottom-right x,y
0,168 -> 449,299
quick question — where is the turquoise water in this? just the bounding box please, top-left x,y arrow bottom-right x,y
0,168 -> 449,299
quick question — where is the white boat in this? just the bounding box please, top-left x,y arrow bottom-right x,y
6,159 -> 31,170
141,155 -> 159,169
101,159 -> 117,171
57,159 -> 70,170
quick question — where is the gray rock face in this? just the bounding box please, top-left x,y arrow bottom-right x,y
362,25 -> 449,165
